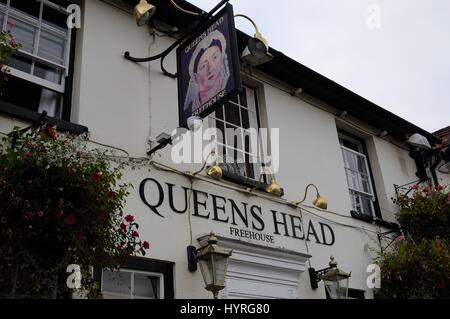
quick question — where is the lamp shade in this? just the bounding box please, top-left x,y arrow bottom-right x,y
187,116 -> 203,131
322,268 -> 350,299
196,233 -> 232,298
321,257 -> 351,299
207,165 -> 223,180
242,36 -> 273,66
265,177 -> 282,197
407,133 -> 432,150
198,253 -> 229,289
134,0 -> 156,26
313,194 -> 328,210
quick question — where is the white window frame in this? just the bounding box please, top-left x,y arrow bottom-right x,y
0,0 -> 72,94
206,85 -> 265,180
339,134 -> 376,216
101,268 -> 165,300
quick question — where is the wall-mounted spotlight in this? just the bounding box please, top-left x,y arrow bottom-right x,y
291,88 -> 303,97
187,116 -> 203,131
207,159 -> 223,180
265,173 -> 282,197
134,0 -> 157,26
244,172 -> 284,197
407,133 -> 432,150
125,0 -> 229,77
339,111 -> 348,118
133,0 -> 202,27
292,184 -> 328,210
191,150 -> 223,180
235,14 -> 273,66
379,131 -> 388,138
147,132 -> 172,156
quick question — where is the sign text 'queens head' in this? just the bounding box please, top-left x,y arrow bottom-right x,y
139,178 -> 335,246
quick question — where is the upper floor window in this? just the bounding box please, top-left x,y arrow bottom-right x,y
0,0 -> 73,119
339,132 -> 376,218
207,85 -> 264,181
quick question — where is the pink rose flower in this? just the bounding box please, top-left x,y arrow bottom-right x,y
7,20 -> 15,29
66,214 -> 76,225
108,190 -> 117,199
91,171 -> 102,184
43,126 -> 57,140
97,209 -> 106,221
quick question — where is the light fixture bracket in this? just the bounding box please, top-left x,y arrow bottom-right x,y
124,0 -> 230,78
309,266 -> 332,290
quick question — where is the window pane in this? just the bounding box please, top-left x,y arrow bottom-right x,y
241,107 -> 250,129
8,18 -> 37,53
8,54 -> 32,73
224,101 -> 240,126
207,86 -> 261,180
38,29 -> 66,65
10,0 -> 40,20
214,119 -> 225,145
134,274 -> 158,298
343,150 -> 357,170
34,62 -> 62,84
239,88 -> 248,108
215,105 -> 224,120
244,130 -> 259,155
230,92 -> 238,103
0,75 -> 62,118
350,191 -> 374,217
43,4 -> 69,30
102,271 -> 132,297
357,155 -> 368,174
361,195 -> 374,216
245,153 -> 256,179
343,140 -> 359,152
246,87 -> 257,112
361,177 -> 371,194
0,12 -> 4,29
225,125 -> 243,151
350,191 -> 362,213
37,87 -> 62,118
345,169 -> 360,190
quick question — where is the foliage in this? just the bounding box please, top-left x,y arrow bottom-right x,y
393,185 -> 450,242
378,238 -> 450,299
0,30 -> 21,90
377,184 -> 450,299
0,127 -> 149,298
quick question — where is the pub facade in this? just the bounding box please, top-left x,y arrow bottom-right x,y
0,0 -> 448,299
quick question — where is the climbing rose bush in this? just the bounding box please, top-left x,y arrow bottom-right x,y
393,184 -> 450,242
377,184 -> 450,299
0,30 -> 21,89
0,127 -> 149,298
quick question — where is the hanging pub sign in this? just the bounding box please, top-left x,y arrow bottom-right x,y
177,3 -> 242,128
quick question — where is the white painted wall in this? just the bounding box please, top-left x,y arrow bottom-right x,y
1,0 -> 449,299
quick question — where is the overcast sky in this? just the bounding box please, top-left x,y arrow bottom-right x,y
189,0 -> 450,133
